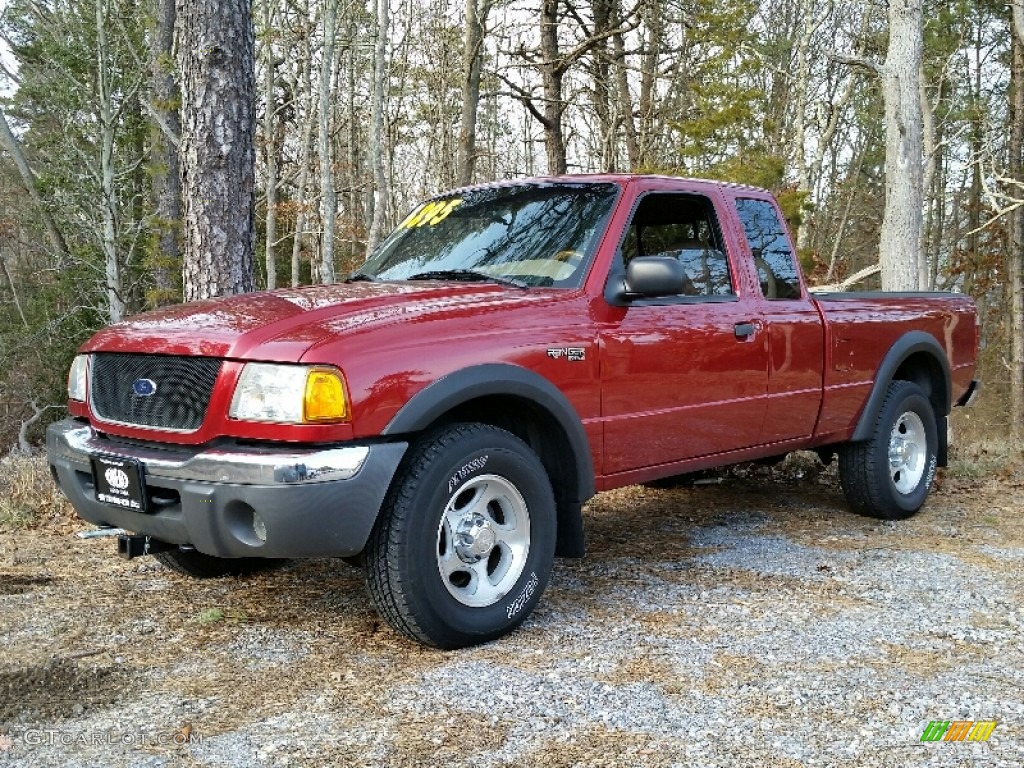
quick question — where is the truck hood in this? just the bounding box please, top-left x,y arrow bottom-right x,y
83,282 -> 560,361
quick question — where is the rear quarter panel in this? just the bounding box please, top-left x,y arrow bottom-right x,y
812,292 -> 977,443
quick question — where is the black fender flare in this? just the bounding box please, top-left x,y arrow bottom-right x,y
851,330 -> 952,443
383,362 -> 596,506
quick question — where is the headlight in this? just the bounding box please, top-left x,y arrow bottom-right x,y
68,354 -> 89,402
229,364 -> 349,424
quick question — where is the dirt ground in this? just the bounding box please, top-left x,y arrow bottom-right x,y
1,452 -> 1022,767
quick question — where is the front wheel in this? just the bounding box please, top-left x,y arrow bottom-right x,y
364,423 -> 556,649
838,380 -> 939,520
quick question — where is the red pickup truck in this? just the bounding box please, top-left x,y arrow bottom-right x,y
47,175 -> 978,648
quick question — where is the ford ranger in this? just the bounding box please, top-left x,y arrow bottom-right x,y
46,175 -> 978,648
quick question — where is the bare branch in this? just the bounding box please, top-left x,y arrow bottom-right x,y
810,263 -> 882,293
0,108 -> 69,258
0,254 -> 29,327
139,97 -> 181,148
494,72 -> 551,128
17,401 -> 63,455
830,52 -> 882,76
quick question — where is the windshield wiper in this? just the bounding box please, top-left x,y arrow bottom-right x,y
345,272 -> 377,283
406,269 -> 528,289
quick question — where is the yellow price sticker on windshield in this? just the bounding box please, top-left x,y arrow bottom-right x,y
400,198 -> 463,229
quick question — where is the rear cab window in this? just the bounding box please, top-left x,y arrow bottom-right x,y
734,197 -> 802,300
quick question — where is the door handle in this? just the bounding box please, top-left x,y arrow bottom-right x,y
734,322 -> 757,339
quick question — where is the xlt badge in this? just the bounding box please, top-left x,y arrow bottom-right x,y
547,347 -> 586,362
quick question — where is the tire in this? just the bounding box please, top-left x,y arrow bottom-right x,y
155,549 -> 281,578
364,423 -> 556,649
838,380 -> 939,520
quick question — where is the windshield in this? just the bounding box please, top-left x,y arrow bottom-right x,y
358,183 -> 619,288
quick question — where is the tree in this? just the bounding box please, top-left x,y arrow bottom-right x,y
878,0 -> 924,291
317,0 -> 338,283
148,0 -> 182,306
831,0 -> 923,290
0,108 -> 67,259
457,0 -> 493,185
366,0 -> 390,253
261,0 -> 280,290
97,0 -> 127,322
176,0 -> 256,300
288,0 -> 317,288
1,0 -> 148,322
537,0 -> 568,174
1010,0 -> 1024,441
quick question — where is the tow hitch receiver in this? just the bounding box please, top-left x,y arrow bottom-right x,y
117,534 -> 174,560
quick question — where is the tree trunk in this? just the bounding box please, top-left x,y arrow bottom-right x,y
457,0 -> 491,186
793,3 -> 814,251
919,67 -> 937,291
262,0 -> 278,290
97,0 -> 125,323
149,0 -> 181,306
366,0 -> 390,253
317,0 -> 337,283
964,26 -> 984,297
611,25 -> 638,170
637,0 -> 662,168
878,0 -> 924,291
291,110 -> 316,287
346,38 -> 363,262
290,8 -> 316,288
177,0 -> 256,301
590,0 -> 614,171
1011,1 -> 1024,442
539,0 -> 567,174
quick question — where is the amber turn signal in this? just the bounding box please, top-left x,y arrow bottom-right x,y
303,369 -> 349,423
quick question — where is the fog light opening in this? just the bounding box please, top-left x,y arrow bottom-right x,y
252,513 -> 267,543
224,501 -> 265,548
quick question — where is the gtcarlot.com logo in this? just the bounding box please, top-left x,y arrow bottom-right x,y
920,720 -> 997,742
0,728 -> 200,750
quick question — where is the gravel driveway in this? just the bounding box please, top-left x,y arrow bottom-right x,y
1,456 -> 1022,767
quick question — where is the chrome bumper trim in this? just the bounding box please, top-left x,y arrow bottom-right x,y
47,421 -> 370,486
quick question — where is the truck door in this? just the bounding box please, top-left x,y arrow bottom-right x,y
599,191 -> 769,474
729,194 -> 824,443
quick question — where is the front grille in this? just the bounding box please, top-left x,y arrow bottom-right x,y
90,354 -> 223,431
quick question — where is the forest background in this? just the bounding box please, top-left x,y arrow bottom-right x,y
0,0 -> 1022,453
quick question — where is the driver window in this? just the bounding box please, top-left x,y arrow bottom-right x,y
622,194 -> 735,297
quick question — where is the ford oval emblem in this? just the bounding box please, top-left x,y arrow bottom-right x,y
133,378 -> 158,397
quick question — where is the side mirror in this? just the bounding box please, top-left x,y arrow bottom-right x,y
624,256 -> 686,298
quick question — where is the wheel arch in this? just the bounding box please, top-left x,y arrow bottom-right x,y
383,364 -> 593,557
851,331 -> 952,443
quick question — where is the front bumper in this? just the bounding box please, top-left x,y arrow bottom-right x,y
46,419 -> 407,559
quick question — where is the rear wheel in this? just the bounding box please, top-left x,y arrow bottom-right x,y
364,423 -> 556,649
155,549 -> 281,578
838,380 -> 939,520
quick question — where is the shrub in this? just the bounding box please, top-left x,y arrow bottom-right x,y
0,454 -> 75,530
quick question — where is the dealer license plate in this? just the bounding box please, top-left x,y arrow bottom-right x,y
92,455 -> 147,513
